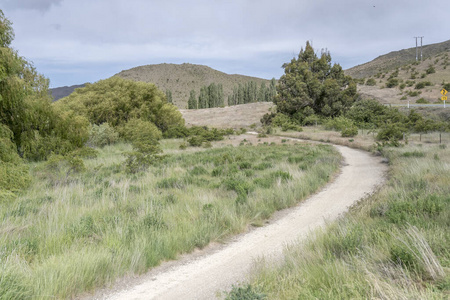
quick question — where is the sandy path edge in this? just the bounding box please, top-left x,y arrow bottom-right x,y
86,142 -> 387,300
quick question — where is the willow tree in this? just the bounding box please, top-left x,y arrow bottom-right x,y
0,10 -> 89,160
55,76 -> 185,132
274,41 -> 357,121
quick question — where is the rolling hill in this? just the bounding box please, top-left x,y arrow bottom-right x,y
114,63 -> 273,108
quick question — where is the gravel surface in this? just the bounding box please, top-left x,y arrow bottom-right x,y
87,142 -> 387,300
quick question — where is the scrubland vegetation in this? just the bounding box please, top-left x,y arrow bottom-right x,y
228,141 -> 449,299
2,9 -> 449,299
0,140 -> 340,299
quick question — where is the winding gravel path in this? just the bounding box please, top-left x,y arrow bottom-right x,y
95,143 -> 387,300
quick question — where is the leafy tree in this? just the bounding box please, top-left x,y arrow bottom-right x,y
55,77 -> 184,132
0,124 -> 31,198
0,10 -> 89,160
274,41 -> 357,119
188,89 -> 197,109
198,86 -> 209,109
208,83 -> 218,108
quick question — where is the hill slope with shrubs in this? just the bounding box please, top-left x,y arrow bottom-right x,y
345,40 -> 450,105
115,63 -> 273,108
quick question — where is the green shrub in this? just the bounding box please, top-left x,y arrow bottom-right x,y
386,78 -> 399,88
416,98 -> 429,104
281,122 -> 303,132
120,119 -> 162,144
0,124 -> 31,197
365,78 -> 377,86
341,126 -> 358,137
88,123 -> 119,147
415,81 -> 432,90
179,142 -> 187,150
426,65 -> 436,74
401,151 -> 425,157
442,83 -> 450,91
377,123 -> 407,142
225,284 -> 266,300
324,116 -> 355,132
125,143 -> 163,173
271,113 -> 291,127
187,136 -> 204,147
163,125 -> 189,138
406,80 -> 415,87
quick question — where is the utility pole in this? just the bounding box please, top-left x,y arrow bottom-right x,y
414,36 -> 424,61
420,36 -> 424,61
414,37 -> 418,61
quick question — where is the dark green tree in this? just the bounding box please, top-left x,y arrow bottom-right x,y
188,89 -> 197,109
198,86 -> 209,109
274,42 -> 357,119
208,83 -> 218,108
217,83 -> 224,107
258,82 -> 267,102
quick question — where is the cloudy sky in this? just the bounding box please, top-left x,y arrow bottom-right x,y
1,0 -> 448,88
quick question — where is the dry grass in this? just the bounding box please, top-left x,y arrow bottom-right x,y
180,102 -> 274,129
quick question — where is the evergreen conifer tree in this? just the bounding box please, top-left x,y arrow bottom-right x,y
274,42 -> 357,120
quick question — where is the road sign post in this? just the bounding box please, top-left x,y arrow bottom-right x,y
441,89 -> 448,108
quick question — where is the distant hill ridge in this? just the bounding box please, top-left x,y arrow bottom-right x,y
345,39 -> 450,78
50,83 -> 87,102
114,63 -> 272,108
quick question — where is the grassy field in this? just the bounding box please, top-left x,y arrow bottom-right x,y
228,131 -> 450,299
0,139 -> 340,299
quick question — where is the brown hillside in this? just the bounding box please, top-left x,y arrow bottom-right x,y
345,39 -> 450,79
345,40 -> 450,105
114,63 -> 273,109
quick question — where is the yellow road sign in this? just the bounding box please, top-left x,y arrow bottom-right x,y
442,96 -> 448,101
441,89 -> 448,96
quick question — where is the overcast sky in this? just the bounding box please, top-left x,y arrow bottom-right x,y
1,0 -> 448,88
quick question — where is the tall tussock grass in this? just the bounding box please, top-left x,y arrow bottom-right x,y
241,144 -> 449,299
0,142 -> 339,299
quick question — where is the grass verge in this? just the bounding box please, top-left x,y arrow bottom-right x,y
232,143 -> 449,299
0,141 -> 339,299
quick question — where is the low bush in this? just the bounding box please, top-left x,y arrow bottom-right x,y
324,116 -> 355,132
87,123 -> 119,147
341,126 -> 358,137
415,81 -> 432,90
376,123 -> 407,142
386,78 -> 399,88
365,78 -> 376,86
416,98 -> 429,104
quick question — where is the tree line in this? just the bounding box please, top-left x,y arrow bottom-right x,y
187,79 -> 276,109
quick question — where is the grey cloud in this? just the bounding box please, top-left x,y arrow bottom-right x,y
2,0 -> 63,12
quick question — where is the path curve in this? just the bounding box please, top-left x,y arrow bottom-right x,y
98,143 -> 387,300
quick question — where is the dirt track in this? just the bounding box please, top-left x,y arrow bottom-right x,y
94,142 -> 386,300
